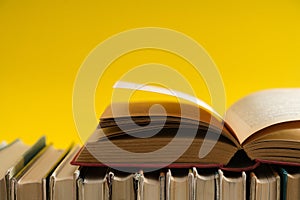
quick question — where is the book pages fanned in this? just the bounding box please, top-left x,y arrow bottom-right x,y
72,88 -> 300,170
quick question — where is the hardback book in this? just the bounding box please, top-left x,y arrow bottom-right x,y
137,170 -> 165,200
72,87 -> 300,171
249,165 -> 280,200
49,145 -> 80,200
77,167 -> 110,200
0,137 -> 45,200
192,167 -> 219,200
110,170 -> 137,200
165,169 -> 193,200
277,166 -> 300,200
11,145 -> 67,200
0,140 -> 29,200
218,169 -> 246,200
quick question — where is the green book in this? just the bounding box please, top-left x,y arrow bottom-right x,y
278,166 -> 300,200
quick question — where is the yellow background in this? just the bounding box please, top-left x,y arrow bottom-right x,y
0,0 -> 300,148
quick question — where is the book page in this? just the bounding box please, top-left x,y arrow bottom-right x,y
225,89 -> 300,144
109,81 -> 240,145
114,81 -> 223,119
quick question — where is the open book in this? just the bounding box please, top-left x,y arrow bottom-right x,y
72,82 -> 300,171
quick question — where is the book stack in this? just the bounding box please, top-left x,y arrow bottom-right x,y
2,88 -> 300,199
1,139 -> 300,200
0,137 -> 80,200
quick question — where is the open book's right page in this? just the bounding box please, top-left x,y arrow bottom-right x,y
225,89 -> 300,144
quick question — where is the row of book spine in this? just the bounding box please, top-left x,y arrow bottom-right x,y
77,165 -> 288,200
0,138 -> 300,200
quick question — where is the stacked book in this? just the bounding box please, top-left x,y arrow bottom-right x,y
2,88 -> 300,199
0,137 -> 79,200
1,138 -> 300,200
